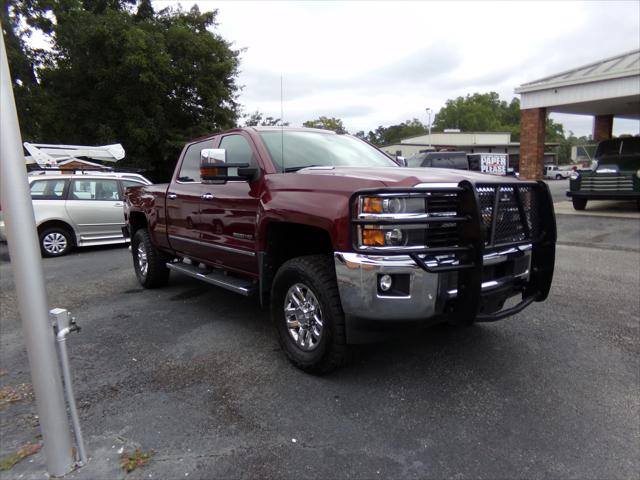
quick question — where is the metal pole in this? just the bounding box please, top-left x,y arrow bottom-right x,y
426,107 -> 432,146
51,308 -> 87,466
0,33 -> 75,476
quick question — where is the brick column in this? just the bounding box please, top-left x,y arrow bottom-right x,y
593,114 -> 613,142
519,107 -> 546,180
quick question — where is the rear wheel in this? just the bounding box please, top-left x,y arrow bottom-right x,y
572,198 -> 587,211
271,255 -> 348,374
131,228 -> 170,288
39,227 -> 73,257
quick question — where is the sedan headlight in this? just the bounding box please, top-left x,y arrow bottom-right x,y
570,172 -> 580,181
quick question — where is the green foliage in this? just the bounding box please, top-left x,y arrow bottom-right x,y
366,118 -> 426,146
432,92 -> 566,145
120,448 -> 154,473
303,116 -> 347,134
432,92 -> 520,137
4,0 -> 241,181
244,110 -> 288,127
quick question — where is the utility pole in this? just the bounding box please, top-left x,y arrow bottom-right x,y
1,33 -> 76,477
425,107 -> 432,146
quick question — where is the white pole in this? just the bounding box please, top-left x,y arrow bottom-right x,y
0,33 -> 75,476
426,107 -> 432,147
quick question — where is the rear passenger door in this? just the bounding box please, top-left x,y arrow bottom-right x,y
65,178 -> 124,244
166,139 -> 214,258
30,178 -> 69,227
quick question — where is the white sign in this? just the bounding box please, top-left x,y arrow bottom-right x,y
480,154 -> 508,175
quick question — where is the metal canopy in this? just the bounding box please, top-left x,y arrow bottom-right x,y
515,49 -> 640,119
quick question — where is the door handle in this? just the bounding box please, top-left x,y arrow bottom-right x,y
167,192 -> 177,199
201,193 -> 214,200
113,202 -> 124,207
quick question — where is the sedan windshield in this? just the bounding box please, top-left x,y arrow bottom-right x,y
259,131 -> 397,172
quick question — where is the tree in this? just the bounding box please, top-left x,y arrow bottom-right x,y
303,116 -> 347,134
432,92 -> 518,134
4,0 -> 241,181
366,118 -> 426,146
432,93 -> 565,144
244,110 -> 287,127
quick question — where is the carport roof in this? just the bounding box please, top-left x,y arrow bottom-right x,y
515,49 -> 640,118
516,49 -> 639,93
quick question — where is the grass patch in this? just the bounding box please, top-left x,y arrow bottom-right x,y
121,448 -> 154,473
0,442 -> 42,471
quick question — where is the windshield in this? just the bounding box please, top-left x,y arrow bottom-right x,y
259,131 -> 397,172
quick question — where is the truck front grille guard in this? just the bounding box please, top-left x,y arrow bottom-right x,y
350,180 -> 556,323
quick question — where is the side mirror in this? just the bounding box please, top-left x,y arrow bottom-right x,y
200,149 -> 227,183
200,148 -> 258,183
396,156 -> 406,167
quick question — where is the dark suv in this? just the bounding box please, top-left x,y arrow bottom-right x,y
406,151 -> 469,170
567,137 -> 640,211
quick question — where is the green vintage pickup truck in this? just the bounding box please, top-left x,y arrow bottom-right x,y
567,137 -> 640,211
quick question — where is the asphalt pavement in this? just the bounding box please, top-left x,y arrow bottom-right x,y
0,203 -> 638,479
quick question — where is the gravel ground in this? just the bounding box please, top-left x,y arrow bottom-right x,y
0,211 -> 638,480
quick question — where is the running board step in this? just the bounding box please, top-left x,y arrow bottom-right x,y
166,262 -> 256,296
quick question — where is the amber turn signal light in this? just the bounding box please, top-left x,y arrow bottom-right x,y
200,166 -> 221,178
362,229 -> 385,246
362,197 -> 383,213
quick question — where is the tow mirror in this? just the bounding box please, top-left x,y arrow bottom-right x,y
200,148 -> 257,183
200,149 -> 227,183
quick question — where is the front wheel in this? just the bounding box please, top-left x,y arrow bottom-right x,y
555,174 -> 563,180
39,227 -> 73,257
271,255 -> 348,374
572,197 -> 587,211
131,228 -> 170,288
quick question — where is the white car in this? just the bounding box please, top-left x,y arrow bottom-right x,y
0,172 -> 151,257
544,165 -> 572,180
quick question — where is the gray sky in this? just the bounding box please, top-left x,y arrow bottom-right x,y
154,0 -> 640,137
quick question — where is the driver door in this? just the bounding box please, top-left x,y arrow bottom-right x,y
199,133 -> 260,275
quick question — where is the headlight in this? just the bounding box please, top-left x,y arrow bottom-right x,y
353,190 -> 460,252
359,195 -> 424,215
356,194 -> 424,248
570,172 -> 580,181
636,169 -> 640,179
360,225 -> 407,247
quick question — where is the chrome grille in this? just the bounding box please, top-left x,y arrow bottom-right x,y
579,174 -> 634,192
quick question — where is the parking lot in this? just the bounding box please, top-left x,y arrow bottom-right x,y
0,187 -> 638,479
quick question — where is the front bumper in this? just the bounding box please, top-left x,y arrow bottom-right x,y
337,180 -> 556,335
335,245 -> 532,322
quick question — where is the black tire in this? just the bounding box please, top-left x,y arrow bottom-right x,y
636,199 -> 640,212
572,197 -> 587,211
39,226 -> 73,257
271,255 -> 348,374
555,174 -> 563,180
131,228 -> 170,288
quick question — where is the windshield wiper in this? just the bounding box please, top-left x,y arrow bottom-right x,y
283,165 -> 320,172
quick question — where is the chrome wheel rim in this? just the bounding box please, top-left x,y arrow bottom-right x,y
42,232 -> 67,254
284,283 -> 324,351
137,243 -> 148,277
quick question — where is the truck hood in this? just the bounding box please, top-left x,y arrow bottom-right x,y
295,166 -> 520,187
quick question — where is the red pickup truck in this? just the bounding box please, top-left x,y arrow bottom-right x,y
124,127 -> 556,373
